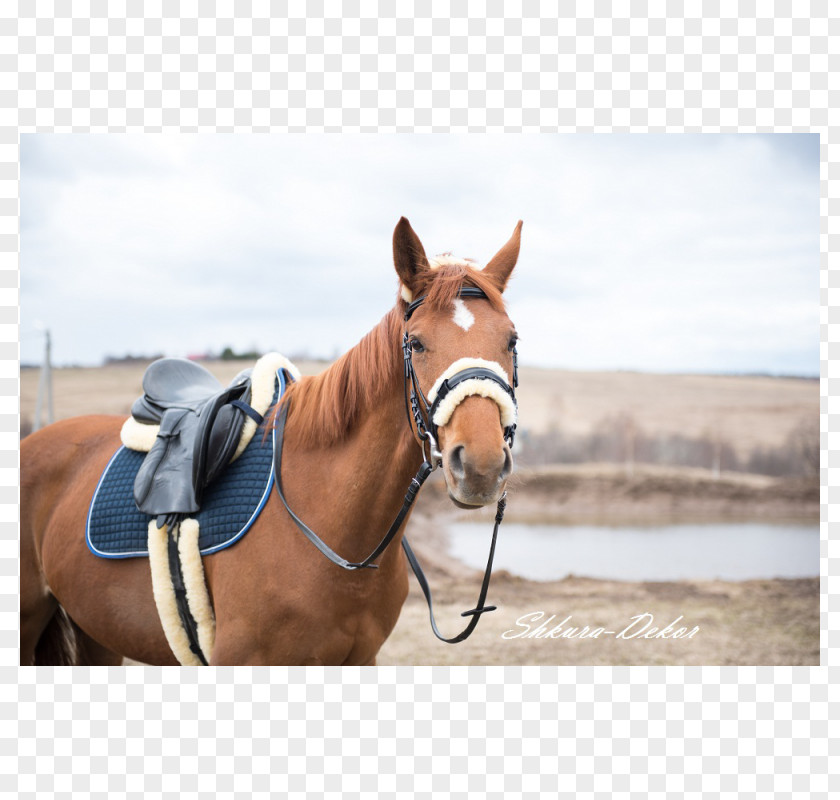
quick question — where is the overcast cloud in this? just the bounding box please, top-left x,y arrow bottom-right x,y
20,134 -> 818,375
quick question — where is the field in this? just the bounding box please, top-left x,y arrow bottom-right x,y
21,360 -> 818,459
20,359 -> 820,665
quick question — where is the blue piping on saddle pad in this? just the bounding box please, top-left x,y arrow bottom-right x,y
86,369 -> 290,559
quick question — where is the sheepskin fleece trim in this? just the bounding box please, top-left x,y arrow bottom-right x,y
121,417 -> 159,452
428,358 -> 510,401
231,351 -> 301,462
428,253 -> 480,270
400,283 -> 413,302
148,522 -> 204,666
177,518 -> 215,659
428,357 -> 517,429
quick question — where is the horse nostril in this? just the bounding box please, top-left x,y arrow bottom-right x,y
449,445 -> 466,480
500,447 -> 513,481
448,444 -> 512,485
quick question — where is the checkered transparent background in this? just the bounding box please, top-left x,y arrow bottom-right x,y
2,2 -> 838,798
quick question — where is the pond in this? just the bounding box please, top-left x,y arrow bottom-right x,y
446,521 -> 820,582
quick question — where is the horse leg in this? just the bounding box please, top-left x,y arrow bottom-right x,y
20,504 -> 72,665
20,594 -> 65,666
22,600 -> 123,666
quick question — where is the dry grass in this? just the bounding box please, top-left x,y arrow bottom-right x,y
515,366 -> 817,459
20,359 -> 326,428
21,361 -> 817,460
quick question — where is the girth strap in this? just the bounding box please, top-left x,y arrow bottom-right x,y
166,520 -> 209,665
272,401 -> 435,570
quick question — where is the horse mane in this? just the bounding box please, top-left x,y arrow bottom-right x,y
279,261 -> 506,448
279,308 -> 403,448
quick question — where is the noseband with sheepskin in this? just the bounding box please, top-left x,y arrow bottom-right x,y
272,285 -> 516,643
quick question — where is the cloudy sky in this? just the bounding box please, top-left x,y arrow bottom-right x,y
21,134 -> 818,375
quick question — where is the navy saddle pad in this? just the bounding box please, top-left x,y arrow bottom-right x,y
87,397 -> 279,560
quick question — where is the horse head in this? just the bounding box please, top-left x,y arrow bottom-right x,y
393,217 -> 522,509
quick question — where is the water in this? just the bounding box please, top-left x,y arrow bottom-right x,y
447,521 -> 820,582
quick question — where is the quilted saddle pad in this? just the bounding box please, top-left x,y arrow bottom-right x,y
87,414 -> 276,559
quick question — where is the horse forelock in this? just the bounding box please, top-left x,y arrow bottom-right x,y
411,262 -> 506,315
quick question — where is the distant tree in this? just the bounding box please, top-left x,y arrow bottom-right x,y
789,417 -> 820,476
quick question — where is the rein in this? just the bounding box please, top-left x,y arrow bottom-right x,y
271,287 -> 518,643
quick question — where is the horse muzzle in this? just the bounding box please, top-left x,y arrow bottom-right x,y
443,435 -> 513,508
406,351 -> 518,508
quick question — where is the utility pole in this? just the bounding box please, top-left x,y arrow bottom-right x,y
33,329 -> 53,432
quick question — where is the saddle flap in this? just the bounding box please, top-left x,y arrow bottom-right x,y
134,408 -> 199,516
193,386 -> 251,499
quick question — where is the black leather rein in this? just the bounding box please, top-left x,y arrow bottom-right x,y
271,286 -> 517,643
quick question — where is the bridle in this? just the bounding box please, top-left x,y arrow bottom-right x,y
272,286 -> 518,643
402,285 -> 518,467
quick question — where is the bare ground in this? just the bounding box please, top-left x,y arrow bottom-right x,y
379,499 -> 819,666
379,571 -> 819,666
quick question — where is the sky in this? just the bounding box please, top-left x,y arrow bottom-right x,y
20,134 -> 819,375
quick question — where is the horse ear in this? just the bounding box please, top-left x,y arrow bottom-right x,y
483,220 -> 523,292
393,217 -> 429,302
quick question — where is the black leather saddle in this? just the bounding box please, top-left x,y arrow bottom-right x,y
130,358 -> 258,525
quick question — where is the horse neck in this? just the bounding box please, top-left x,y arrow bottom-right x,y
277,313 -> 423,563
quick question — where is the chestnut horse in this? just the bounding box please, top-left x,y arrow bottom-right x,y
20,218 -> 522,665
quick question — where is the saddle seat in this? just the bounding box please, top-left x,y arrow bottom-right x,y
130,358 -> 250,421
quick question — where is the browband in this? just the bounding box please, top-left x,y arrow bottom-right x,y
404,286 -> 489,320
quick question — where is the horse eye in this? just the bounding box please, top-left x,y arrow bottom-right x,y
508,337 -> 518,351
410,339 -> 425,353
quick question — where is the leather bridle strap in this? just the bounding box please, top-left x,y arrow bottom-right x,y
404,285 -> 488,321
428,366 -> 517,447
272,401 -> 434,570
402,492 -> 506,643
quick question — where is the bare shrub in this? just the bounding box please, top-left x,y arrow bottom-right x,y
517,411 -> 815,478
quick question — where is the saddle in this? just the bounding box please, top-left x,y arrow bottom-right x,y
112,352 -> 299,666
129,358 -> 259,526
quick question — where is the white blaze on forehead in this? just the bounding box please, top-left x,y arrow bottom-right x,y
451,298 -> 475,331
